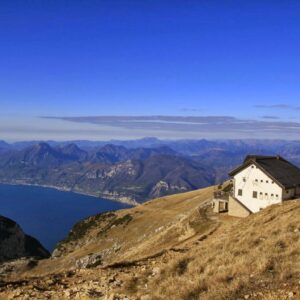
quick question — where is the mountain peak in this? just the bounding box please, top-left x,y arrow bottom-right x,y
59,143 -> 87,161
99,144 -> 128,153
36,142 -> 49,147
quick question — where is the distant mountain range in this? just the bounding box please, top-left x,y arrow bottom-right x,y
0,142 -> 214,203
1,138 -> 300,203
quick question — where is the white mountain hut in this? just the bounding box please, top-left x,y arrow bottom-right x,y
213,155 -> 300,217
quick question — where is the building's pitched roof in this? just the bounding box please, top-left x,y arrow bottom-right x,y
229,155 -> 300,189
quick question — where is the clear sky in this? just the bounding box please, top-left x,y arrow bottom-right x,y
1,1 -> 300,141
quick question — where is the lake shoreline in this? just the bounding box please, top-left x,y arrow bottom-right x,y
0,181 -> 137,206
0,184 -> 132,251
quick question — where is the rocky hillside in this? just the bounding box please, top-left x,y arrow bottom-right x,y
0,143 -> 215,204
2,139 -> 300,204
0,216 -> 50,263
2,139 -> 300,203
1,186 -> 299,299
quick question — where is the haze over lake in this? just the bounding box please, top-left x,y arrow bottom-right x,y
0,184 -> 130,251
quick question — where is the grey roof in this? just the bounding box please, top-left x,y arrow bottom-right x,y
229,155 -> 300,189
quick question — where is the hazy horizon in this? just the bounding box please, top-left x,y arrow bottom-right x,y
1,1 -> 300,141
1,114 -> 300,142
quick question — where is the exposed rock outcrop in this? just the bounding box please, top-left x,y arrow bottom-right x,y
75,253 -> 102,269
0,216 -> 50,263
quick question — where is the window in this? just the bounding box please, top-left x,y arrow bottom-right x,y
238,189 -> 243,196
255,179 -> 258,182
261,180 -> 263,183
243,177 -> 246,182
253,191 -> 258,198
266,180 -> 269,183
251,166 -> 254,168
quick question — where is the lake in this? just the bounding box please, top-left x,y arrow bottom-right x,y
0,184 -> 131,252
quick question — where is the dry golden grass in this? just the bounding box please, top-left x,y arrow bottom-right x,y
2,185 -> 300,300
142,200 -> 300,300
23,186 -> 217,277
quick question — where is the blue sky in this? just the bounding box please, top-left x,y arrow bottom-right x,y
1,1 -> 300,140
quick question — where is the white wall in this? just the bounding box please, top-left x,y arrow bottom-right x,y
233,164 -> 283,213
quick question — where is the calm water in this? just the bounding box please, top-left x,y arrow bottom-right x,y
0,184 -> 130,251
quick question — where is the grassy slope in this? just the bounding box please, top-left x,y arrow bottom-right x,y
1,186 -> 300,300
26,185 -> 216,276
147,200 -> 300,300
